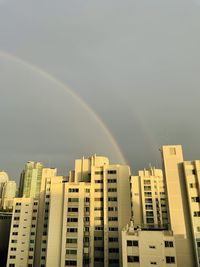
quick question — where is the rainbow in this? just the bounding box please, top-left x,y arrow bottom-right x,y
0,50 -> 127,164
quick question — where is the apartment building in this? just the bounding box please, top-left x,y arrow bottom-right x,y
131,167 -> 168,228
161,145 -> 197,267
1,181 -> 16,211
43,155 -> 132,267
182,160 -> 200,266
6,198 -> 38,267
19,161 -> 43,198
122,222 -> 177,267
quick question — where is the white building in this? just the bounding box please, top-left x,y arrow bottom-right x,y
36,155 -> 132,267
122,222 -> 177,267
131,167 -> 168,228
1,181 -> 16,210
182,160 -> 200,266
161,145 -> 197,267
6,198 -> 38,267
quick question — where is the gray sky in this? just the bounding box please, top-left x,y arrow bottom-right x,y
0,0 -> 200,181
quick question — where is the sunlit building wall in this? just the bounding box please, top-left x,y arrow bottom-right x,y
161,145 -> 197,267
19,161 -> 44,199
131,167 -> 168,228
42,155 -> 131,267
1,181 -> 16,210
6,198 -> 38,267
122,222 -> 177,267
0,172 -> 9,208
183,160 -> 200,266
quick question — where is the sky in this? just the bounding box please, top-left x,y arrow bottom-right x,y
0,0 -> 200,182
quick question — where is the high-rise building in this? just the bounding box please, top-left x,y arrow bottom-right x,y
19,161 -> 43,198
6,198 -> 38,267
182,160 -> 200,266
0,212 -> 12,267
161,145 -> 197,267
0,172 -> 9,208
1,181 -> 16,210
131,167 -> 168,228
122,222 -> 177,267
37,155 -> 132,267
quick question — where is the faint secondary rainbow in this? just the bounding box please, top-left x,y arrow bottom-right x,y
0,50 -> 126,164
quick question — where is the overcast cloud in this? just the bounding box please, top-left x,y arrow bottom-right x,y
0,0 -> 200,181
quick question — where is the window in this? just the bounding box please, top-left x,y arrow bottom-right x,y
108,207 -> 118,211
67,228 -> 78,233
94,247 -> 104,251
95,217 -> 103,221
109,248 -> 119,253
108,188 -> 117,192
69,188 -> 79,193
67,218 -> 78,222
95,226 -> 104,231
95,171 -> 103,175
151,262 -> 157,265
189,183 -> 197,188
108,217 -> 118,221
127,256 -> 139,262
191,197 -> 200,202
194,211 -> 200,217
13,232 -> 18,235
145,192 -> 152,197
145,205 -> 153,210
95,180 -> 103,183
16,203 -> 21,206
94,207 -> 103,211
94,258 -> 104,262
95,188 -> 103,192
68,198 -> 79,202
108,197 -> 117,202
147,218 -> 154,223
94,197 -> 103,201
144,180 -> 151,185
68,207 -> 78,212
10,255 -> 16,259
149,245 -> 156,249
108,179 -> 117,183
145,198 -> 153,203
11,240 -> 17,243
166,256 -> 175,264
85,197 -> 90,202
66,249 -> 77,255
94,236 -> 103,241
108,170 -> 117,174
13,224 -> 19,228
11,247 -> 17,251
109,237 -> 118,242
109,259 -> 119,264
144,186 -> 151,191
14,217 -> 20,221
66,238 -> 77,244
127,240 -> 138,246
146,211 -> 154,217
165,241 -> 174,247
109,227 -> 118,231
65,260 -> 77,266
85,188 -> 90,193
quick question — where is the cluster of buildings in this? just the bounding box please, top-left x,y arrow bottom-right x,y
0,145 -> 199,267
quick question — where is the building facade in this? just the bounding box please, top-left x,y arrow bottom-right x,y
6,198 -> 38,267
131,167 -> 168,229
161,145 -> 197,267
19,161 -> 43,199
122,222 -> 177,267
